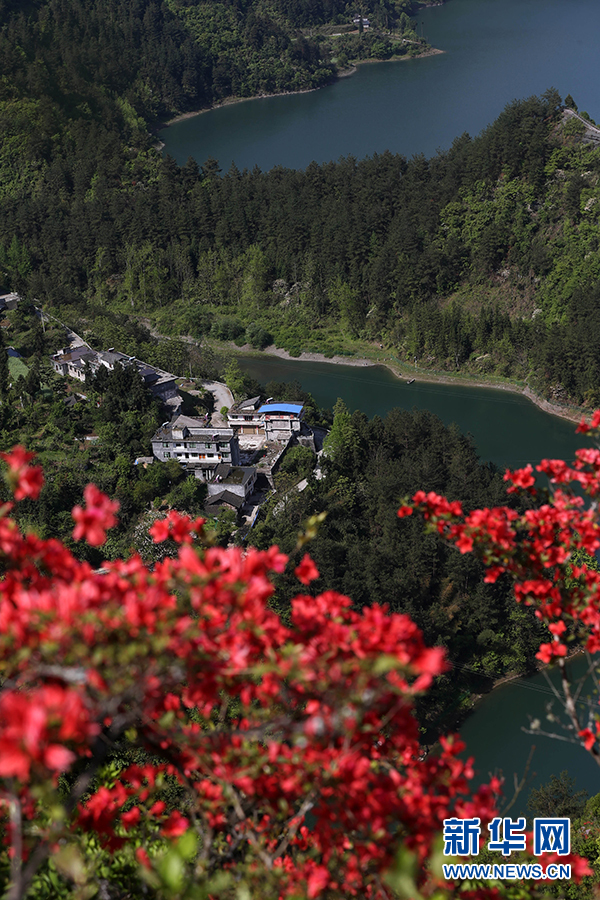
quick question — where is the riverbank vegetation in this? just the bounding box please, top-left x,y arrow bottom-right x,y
5,7 -> 600,892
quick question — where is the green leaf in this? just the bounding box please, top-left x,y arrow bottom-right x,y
158,849 -> 185,893
372,654 -> 403,675
177,829 -> 198,861
52,844 -> 88,885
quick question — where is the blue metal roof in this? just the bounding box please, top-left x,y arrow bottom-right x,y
258,402 -> 304,414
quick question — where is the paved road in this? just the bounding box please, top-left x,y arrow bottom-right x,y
563,108 -> 600,143
201,380 -> 234,426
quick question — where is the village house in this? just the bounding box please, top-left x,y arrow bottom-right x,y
205,463 -> 257,510
49,346 -> 97,381
260,401 -> 304,440
50,344 -> 179,404
0,292 -> 21,311
151,415 -> 240,481
227,396 -> 264,435
227,400 -> 305,441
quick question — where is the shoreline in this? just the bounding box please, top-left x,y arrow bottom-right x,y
237,345 -> 586,426
156,47 -> 444,130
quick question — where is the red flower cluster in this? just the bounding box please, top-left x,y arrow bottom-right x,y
0,685 -> 96,780
0,444 -> 593,897
0,450 -> 510,899
400,409 -> 600,741
149,509 -> 206,544
72,483 -> 120,545
0,445 -> 44,501
294,552 -> 319,584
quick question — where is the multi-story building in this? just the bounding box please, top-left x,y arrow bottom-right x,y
49,346 -> 98,381
260,402 -> 304,440
151,415 -> 240,480
227,399 -> 304,441
227,396 -> 264,434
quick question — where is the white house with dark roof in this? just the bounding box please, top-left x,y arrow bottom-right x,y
50,344 -> 179,404
151,415 -> 240,480
50,346 -> 97,381
227,396 -> 264,434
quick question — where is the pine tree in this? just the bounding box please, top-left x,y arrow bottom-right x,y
0,330 -> 10,396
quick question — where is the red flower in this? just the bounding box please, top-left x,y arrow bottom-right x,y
149,510 -> 205,544
294,553 -> 319,585
579,728 -> 596,751
72,484 -> 119,546
1,446 -> 44,501
135,847 -> 151,869
504,464 -> 536,493
1,445 -> 35,471
161,811 -> 189,838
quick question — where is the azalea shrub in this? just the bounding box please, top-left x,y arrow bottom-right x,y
0,447 -> 499,899
0,433 -> 597,899
398,409 -> 600,761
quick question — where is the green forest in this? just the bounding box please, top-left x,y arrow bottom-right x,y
251,401 -> 545,729
2,0 -> 600,694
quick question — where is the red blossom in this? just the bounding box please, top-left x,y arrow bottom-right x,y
1,446 -> 44,501
149,510 -> 205,544
503,464 -> 536,493
72,484 -> 119,546
0,442 -> 594,897
161,811 -> 189,838
294,553 -> 319,585
579,728 -> 596,751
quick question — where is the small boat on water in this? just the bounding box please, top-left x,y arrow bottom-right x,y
406,378 -> 416,385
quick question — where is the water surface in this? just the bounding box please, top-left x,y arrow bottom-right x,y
161,0 -> 600,170
238,354 -> 582,469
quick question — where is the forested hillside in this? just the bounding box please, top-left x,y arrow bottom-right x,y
0,0 -> 419,126
2,12 -> 600,410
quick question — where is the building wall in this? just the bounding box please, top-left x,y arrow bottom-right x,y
206,470 -> 256,499
151,433 -> 239,471
264,416 -> 301,439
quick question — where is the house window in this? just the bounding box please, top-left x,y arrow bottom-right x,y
164,452 -> 171,458
162,442 -> 170,448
